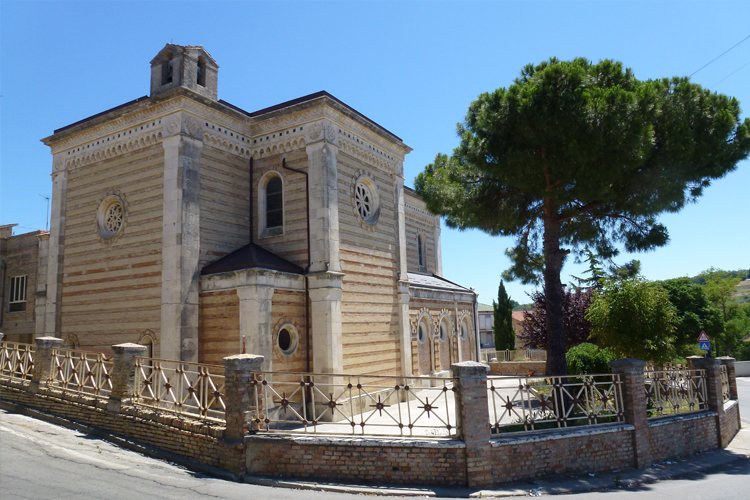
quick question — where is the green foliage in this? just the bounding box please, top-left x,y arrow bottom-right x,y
415,57 -> 750,375
690,269 -> 748,285
658,277 -> 724,357
587,278 -> 678,363
566,343 -> 618,375
726,302 -> 750,356
493,281 -> 516,350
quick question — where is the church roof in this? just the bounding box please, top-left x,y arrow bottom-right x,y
407,272 -> 474,293
201,243 -> 304,276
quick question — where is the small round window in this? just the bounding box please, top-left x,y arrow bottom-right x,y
417,323 -> 427,343
460,321 -> 468,339
277,323 -> 298,356
439,322 -> 448,342
97,195 -> 125,239
354,175 -> 380,226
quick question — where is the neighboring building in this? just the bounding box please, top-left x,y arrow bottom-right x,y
30,44 -> 479,377
478,303 -> 494,348
0,224 -> 49,344
477,303 -> 527,350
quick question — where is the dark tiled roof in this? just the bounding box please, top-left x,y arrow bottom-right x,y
407,272 -> 474,293
201,243 -> 303,276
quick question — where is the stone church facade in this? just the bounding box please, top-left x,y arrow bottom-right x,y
18,44 -> 479,377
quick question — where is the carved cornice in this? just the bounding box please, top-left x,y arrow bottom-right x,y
405,203 -> 436,226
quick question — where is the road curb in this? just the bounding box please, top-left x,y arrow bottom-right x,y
0,399 -> 239,483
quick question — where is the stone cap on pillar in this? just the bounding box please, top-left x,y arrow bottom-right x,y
717,357 -> 736,368
223,353 -> 264,372
691,357 -> 722,370
451,361 -> 489,378
34,336 -> 64,348
609,358 -> 647,374
112,343 -> 148,354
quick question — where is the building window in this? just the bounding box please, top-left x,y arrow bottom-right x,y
259,171 -> 284,238
197,57 -> 206,87
417,322 -> 427,343
96,195 -> 125,239
460,318 -> 469,339
439,320 -> 449,342
8,275 -> 27,312
417,234 -> 426,271
162,52 -> 173,85
277,323 -> 299,356
353,174 -> 380,226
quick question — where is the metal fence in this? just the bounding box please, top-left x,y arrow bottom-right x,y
487,374 -> 624,432
249,372 -> 458,437
48,348 -> 114,399
0,341 -> 35,381
132,357 -> 226,423
481,348 -> 547,364
645,369 -> 707,418
720,365 -> 731,403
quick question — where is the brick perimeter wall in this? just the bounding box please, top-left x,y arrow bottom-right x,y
490,425 -> 635,484
0,380 -> 245,474
245,435 -> 467,487
648,412 -> 719,461
488,361 -> 547,376
720,401 -> 741,446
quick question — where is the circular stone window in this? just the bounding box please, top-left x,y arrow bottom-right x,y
354,175 -> 380,226
277,323 -> 299,356
460,321 -> 468,340
439,322 -> 448,342
418,323 -> 427,343
97,195 -> 125,239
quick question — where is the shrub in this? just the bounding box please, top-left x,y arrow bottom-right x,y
566,343 -> 618,375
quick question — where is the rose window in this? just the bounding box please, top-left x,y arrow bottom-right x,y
353,175 -> 380,226
96,195 -> 126,239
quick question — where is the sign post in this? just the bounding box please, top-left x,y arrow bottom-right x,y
698,331 -> 710,356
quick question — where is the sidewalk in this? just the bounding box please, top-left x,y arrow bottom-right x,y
244,426 -> 750,497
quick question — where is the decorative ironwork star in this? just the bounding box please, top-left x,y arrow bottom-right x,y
369,395 -> 391,417
326,393 -> 338,416
418,397 -> 438,418
279,392 -> 290,414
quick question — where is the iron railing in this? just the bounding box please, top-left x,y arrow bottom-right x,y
48,348 -> 113,399
132,357 -> 226,423
249,372 -> 458,437
720,365 -> 731,403
645,369 -> 707,418
0,341 -> 35,381
487,374 -> 624,432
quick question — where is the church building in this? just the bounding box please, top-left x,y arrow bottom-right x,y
23,44 -> 479,378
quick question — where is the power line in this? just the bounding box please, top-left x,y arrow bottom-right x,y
689,33 -> 750,77
709,60 -> 750,89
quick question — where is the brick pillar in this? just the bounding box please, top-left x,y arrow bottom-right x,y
29,336 -> 63,393
691,357 -> 731,447
106,343 -> 147,413
717,357 -> 738,400
451,360 -> 492,488
610,359 -> 651,469
223,354 -> 264,441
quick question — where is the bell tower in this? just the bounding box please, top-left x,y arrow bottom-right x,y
150,44 -> 219,101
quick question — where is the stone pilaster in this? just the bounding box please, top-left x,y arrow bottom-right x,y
223,353 -> 264,441
434,215 -> 443,276
305,120 -> 340,274
610,358 -> 651,468
451,361 -> 492,488
717,356 -> 738,400
107,343 -> 147,413
160,117 -> 203,362
237,282 -> 275,371
34,233 -> 50,339
44,157 -> 68,336
29,336 -> 63,393
394,179 -> 412,376
307,271 -> 344,375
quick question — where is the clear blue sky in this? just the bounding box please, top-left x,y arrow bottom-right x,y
1,1 -> 748,305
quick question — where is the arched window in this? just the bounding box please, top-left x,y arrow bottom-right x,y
259,172 -> 284,238
197,57 -> 206,87
161,52 -> 173,85
417,234 -> 426,271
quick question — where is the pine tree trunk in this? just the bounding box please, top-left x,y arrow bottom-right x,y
543,217 -> 568,377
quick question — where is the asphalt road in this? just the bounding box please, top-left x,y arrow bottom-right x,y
1,379 -> 749,499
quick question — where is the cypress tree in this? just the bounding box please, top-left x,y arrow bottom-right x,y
493,280 -> 516,351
